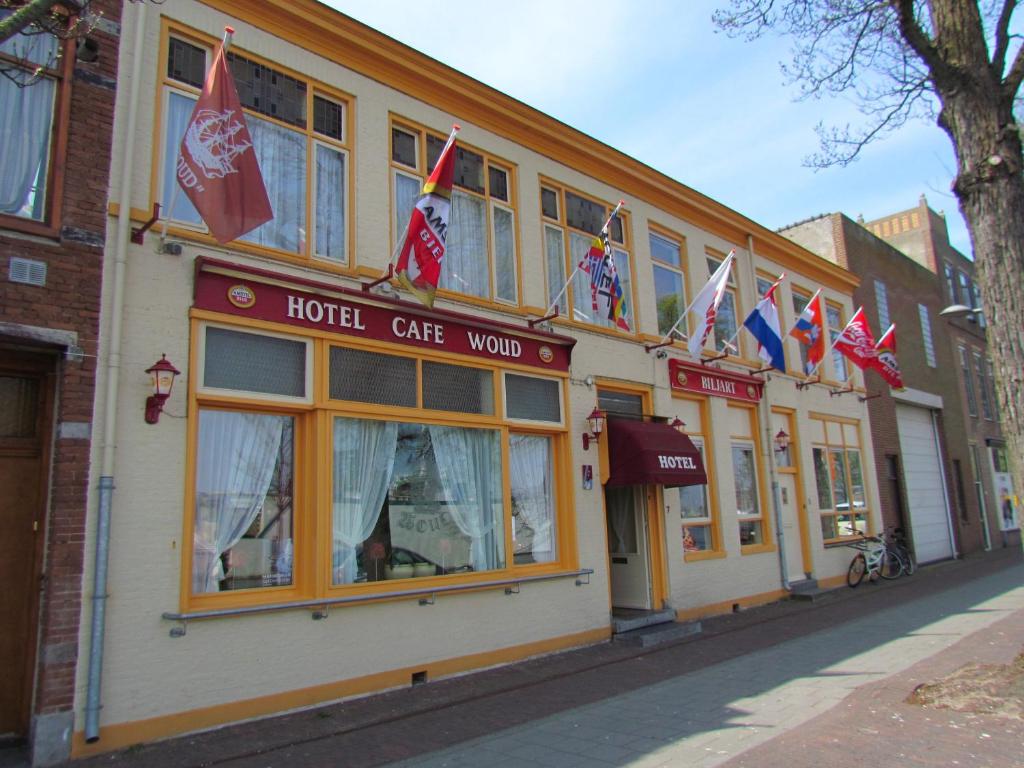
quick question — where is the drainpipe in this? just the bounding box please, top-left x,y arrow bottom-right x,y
85,0 -> 147,742
931,409 -> 959,559
746,235 -> 790,590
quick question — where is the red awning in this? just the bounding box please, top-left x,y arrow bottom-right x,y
606,418 -> 707,488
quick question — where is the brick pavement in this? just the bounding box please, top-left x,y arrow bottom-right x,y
13,547 -> 1019,768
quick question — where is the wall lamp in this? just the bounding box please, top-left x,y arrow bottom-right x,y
773,429 -> 791,453
669,417 -> 686,433
939,304 -> 982,318
145,354 -> 180,425
581,407 -> 606,451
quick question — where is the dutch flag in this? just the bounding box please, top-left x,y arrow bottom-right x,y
743,277 -> 786,372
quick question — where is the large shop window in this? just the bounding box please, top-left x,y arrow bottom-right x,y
391,120 -> 518,304
811,417 -> 869,541
542,182 -> 635,333
188,324 -> 568,605
160,32 -> 351,264
0,15 -> 68,232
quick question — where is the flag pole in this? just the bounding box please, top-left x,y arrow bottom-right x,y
539,199 -> 624,321
703,272 -> 784,362
159,26 -> 235,244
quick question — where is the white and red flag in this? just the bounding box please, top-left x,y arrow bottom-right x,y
176,27 -> 272,244
686,250 -> 735,360
832,307 -> 879,370
788,289 -> 828,376
870,324 -> 905,390
396,126 -> 459,308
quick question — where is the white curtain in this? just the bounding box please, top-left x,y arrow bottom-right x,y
493,206 -> 516,302
331,417 -> 399,584
441,191 -> 488,298
240,114 -> 303,253
606,486 -> 635,555
162,91 -> 202,225
509,434 -> 555,563
315,143 -> 346,262
193,411 -> 285,593
0,75 -> 55,217
544,225 -> 567,315
394,171 -> 420,247
429,425 -> 503,571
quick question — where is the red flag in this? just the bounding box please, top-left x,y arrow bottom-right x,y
870,324 -> 905,390
833,307 -> 878,370
395,126 -> 459,308
176,29 -> 272,244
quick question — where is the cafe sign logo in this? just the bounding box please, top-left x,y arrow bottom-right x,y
538,345 -> 554,364
227,284 -> 256,309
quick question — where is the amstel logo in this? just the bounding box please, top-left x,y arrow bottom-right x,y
746,384 -> 758,399
676,370 -> 688,388
538,346 -> 554,364
227,284 -> 256,309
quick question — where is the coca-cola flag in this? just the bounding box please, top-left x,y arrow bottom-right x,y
870,324 -> 906,390
832,307 -> 879,370
177,28 -> 272,244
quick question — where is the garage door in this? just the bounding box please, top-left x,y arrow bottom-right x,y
896,405 -> 954,563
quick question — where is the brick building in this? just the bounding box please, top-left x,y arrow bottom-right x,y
0,2 -> 121,764
783,203 -> 1012,563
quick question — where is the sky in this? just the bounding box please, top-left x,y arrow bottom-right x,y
322,0 -> 973,257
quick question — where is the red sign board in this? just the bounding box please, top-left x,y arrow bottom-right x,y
669,359 -> 763,402
193,258 -> 575,372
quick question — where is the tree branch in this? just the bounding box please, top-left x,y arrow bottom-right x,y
891,0 -> 947,80
991,0 -> 1017,78
0,0 -> 61,45
1004,34 -> 1024,97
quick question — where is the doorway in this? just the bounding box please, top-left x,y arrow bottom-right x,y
0,353 -> 53,740
776,473 -> 805,583
606,485 -> 651,610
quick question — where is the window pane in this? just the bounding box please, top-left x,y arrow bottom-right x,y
204,327 -> 306,397
606,486 -> 638,554
510,434 -> 556,564
820,515 -> 838,540
488,166 -> 508,202
570,232 -> 596,323
874,279 -> 890,330
422,361 -> 494,414
541,187 -> 558,220
394,172 -> 420,242
0,74 -> 55,220
1,24 -> 59,70
565,191 -> 604,235
313,95 -> 343,140
392,128 -> 417,167
493,205 -> 517,302
919,304 -> 936,367
544,225 -> 567,315
960,347 -> 977,415
167,37 -> 206,87
654,265 -> 685,339
428,140 -> 486,193
162,91 -> 202,225
239,114 -> 306,253
829,448 -> 849,509
315,144 -> 346,262
847,450 -> 865,509
649,232 -> 681,268
332,420 -> 504,584
739,520 -> 762,546
713,291 -> 738,353
227,52 -> 307,128
732,445 -> 759,516
329,347 -> 416,407
827,305 -> 847,380
598,390 -> 643,419
442,191 -> 488,298
505,374 -> 561,422
792,290 -> 811,372
613,248 -> 634,330
813,447 -> 833,510
683,524 -> 711,552
193,411 -> 294,593
0,376 -> 39,437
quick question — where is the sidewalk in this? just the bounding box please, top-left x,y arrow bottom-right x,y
42,547 -> 1024,767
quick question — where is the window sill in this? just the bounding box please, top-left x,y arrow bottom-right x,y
684,550 -> 726,562
163,568 -> 594,636
740,543 -> 777,556
0,214 -> 60,241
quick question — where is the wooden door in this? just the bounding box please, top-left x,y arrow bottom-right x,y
0,356 -> 52,738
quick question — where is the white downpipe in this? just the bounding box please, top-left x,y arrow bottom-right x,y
85,0 -> 147,742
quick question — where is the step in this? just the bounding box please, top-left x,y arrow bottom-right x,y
613,619 -> 703,648
788,578 -> 829,601
611,607 -> 677,635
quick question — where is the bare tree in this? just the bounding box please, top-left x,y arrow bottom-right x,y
0,0 -> 88,45
715,0 -> 1024,520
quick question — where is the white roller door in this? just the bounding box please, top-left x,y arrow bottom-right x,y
896,404 -> 954,563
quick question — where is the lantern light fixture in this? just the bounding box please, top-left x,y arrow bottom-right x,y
669,417 -> 686,434
145,354 -> 180,424
582,407 -> 605,451
773,429 -> 791,453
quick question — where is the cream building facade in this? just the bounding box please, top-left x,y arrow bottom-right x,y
71,0 -> 880,760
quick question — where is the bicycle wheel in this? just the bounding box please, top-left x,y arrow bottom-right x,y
900,547 -> 916,576
846,553 -> 866,587
879,547 -> 905,580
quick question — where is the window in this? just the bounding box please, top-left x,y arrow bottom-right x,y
650,230 -> 687,339
952,459 -> 968,522
919,304 -> 936,367
542,182 -> 634,332
812,418 -> 869,541
187,325 -> 568,605
874,279 -> 890,331
0,15 -> 69,232
971,283 -> 986,327
729,404 -> 765,547
943,262 -> 957,304
675,397 -> 716,555
706,251 -> 741,356
826,302 -> 847,381
392,120 -> 518,304
960,346 -> 977,417
791,287 -> 812,373
958,271 -> 971,317
161,33 -> 352,263
986,359 -> 999,418
975,351 -> 993,420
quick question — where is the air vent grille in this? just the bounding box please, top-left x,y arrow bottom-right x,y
9,257 -> 47,287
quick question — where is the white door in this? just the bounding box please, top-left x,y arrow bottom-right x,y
896,404 -> 954,563
606,485 -> 651,610
777,474 -> 805,582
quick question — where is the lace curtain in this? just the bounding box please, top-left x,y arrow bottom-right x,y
509,434 -> 555,563
240,114 -> 302,253
315,143 -> 346,263
331,417 -> 399,584
193,411 -> 286,593
440,191 -> 488,298
0,76 -> 55,217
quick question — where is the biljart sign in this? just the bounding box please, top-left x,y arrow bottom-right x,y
194,258 -> 572,372
669,359 -> 763,403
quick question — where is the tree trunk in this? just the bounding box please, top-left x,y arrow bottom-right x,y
929,0 -> 1024,527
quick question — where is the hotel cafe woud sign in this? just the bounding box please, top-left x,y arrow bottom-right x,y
193,258 -> 573,371
668,358 -> 763,403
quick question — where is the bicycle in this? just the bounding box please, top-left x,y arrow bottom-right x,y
845,535 -> 905,587
889,526 -> 916,576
